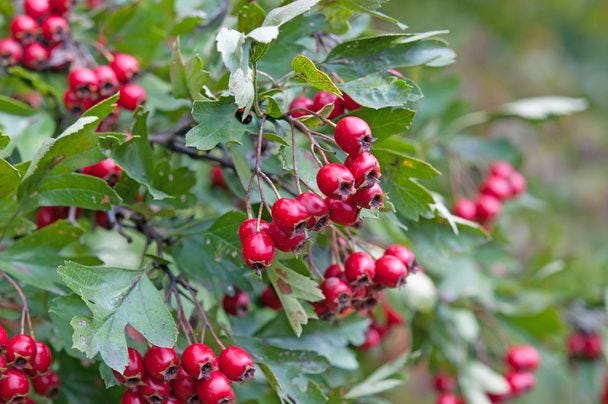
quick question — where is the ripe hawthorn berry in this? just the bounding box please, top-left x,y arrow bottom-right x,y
32,370 -> 61,397
289,96 -> 314,118
119,83 -> 147,111
433,373 -> 456,392
210,166 -> 227,189
0,369 -> 29,402
95,211 -> 111,229
506,345 -> 540,372
489,160 -> 514,178
25,0 -> 51,20
317,163 -> 356,199
82,158 -> 122,183
582,333 -> 603,359
480,175 -> 512,201
10,16 -> 39,44
509,171 -> 527,196
475,194 -> 501,222
41,15 -> 69,44
112,347 -> 145,387
181,343 -> 218,380
140,376 -> 171,402
0,38 -> 23,67
320,277 -> 352,311
30,341 -> 53,375
313,299 -> 334,321
143,346 -> 179,382
121,389 -> 146,404
350,284 -> 378,310
260,286 -> 282,311
296,192 -> 329,230
436,393 -> 464,404
334,116 -> 373,155
271,198 -> 310,234
195,371 -> 235,404
111,53 -> 140,83
0,325 -> 8,352
374,255 -> 408,288
222,289 -> 250,317
267,222 -> 306,252
453,199 -> 477,221
344,251 -> 375,285
312,91 -> 344,119
22,42 -> 48,70
6,334 -> 36,370
350,182 -> 384,209
342,93 -> 361,111
218,346 -> 255,382
35,206 -> 68,228
384,244 -> 416,270
505,371 -> 535,395
324,264 -> 344,279
238,218 -> 270,241
171,367 -> 197,402
242,231 -> 275,270
94,65 -> 119,97
49,0 -> 72,15
345,151 -> 381,188
68,68 -> 100,99
63,89 -> 92,114
327,198 -> 360,226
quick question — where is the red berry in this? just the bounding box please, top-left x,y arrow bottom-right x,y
320,277 -> 352,311
489,161 -> 514,179
36,206 -> 68,228
95,211 -> 111,229
0,38 -> 23,67
93,65 -> 119,97
119,83 -> 147,111
312,299 -> 334,321
82,158 -> 122,185
22,42 -> 48,70
63,90 -> 92,114
506,345 -> 540,372
324,264 -> 344,279
436,393 -> 464,404
343,93 -> 361,111
143,346 -> 179,382
267,222 -> 306,252
112,347 -> 145,387
506,371 -> 535,395
242,232 -> 275,270
317,163 -> 356,199
181,343 -> 218,380
327,198 -> 360,226
480,175 -> 512,201
583,333 -> 603,359
475,194 -> 502,222
384,244 -> 416,270
312,91 -> 344,119
384,305 -> 403,326
196,371 -> 235,404
289,96 -> 314,118
334,116 -> 373,155
222,289 -> 250,317
344,252 -> 375,285
350,182 -> 384,209
49,0 -> 72,15
30,341 -> 52,375
111,53 -> 140,83
374,255 -> 408,288
509,171 -> 527,197
360,325 -> 383,350
453,199 -> 477,221
68,68 -> 99,98
41,16 -> 69,44
345,151 -> 381,188
210,166 -> 227,188
271,198 -> 310,234
351,284 -> 378,310
6,334 -> 36,370
32,370 -> 61,397
433,373 -> 456,392
296,192 -> 329,230
171,367 -> 197,402
25,0 -> 51,20
121,389 -> 146,404
10,16 -> 39,44
567,332 -> 586,358
0,325 -> 8,352
260,287 -> 282,310
238,219 -> 270,242
218,346 -> 255,382
140,376 -> 171,402
0,369 -> 29,402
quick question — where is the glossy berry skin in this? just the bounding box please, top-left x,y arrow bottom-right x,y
289,96 -> 314,118
475,194 -> 501,222
31,341 -> 53,375
436,393 -> 464,404
22,42 -> 48,70
196,371 -> 235,404
210,166 -> 227,188
260,287 -> 282,310
6,334 -> 36,370
218,346 -> 255,382
506,371 -> 535,395
49,0 -> 72,15
112,347 -> 145,386
121,390 -> 146,404
453,199 -> 477,221
343,93 -> 361,111
41,15 -> 69,44
181,343 -> 218,380
334,116 -> 373,155
268,222 -> 306,252
0,38 -> 23,67
374,255 -> 408,288
321,277 -> 352,311
10,16 -> 39,44
144,346 -> 179,382
0,369 -> 30,402
223,289 -> 250,317
111,53 -> 140,83
68,68 -> 99,98
296,192 -> 329,230
433,373 -> 456,392
238,218 -> 270,241
344,252 -> 376,285
350,182 -> 384,209
171,367 -> 197,402
324,264 -> 344,279
480,175 -> 512,201
509,171 -> 527,196
271,198 -> 310,234
312,91 -> 344,119
317,163 -> 356,199
327,198 -> 360,226
242,232 -> 275,270
82,159 -> 122,183
32,371 -> 61,397
119,83 -> 146,110
36,206 -> 68,228
506,345 -> 540,372
94,65 -> 119,97
384,244 -> 416,270
140,377 -> 171,402
345,151 -> 381,188
0,325 -> 8,352
25,0 -> 51,20
489,161 -> 514,178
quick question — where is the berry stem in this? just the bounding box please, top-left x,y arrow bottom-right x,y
187,288 -> 226,350
1,272 -> 33,337
290,123 -> 303,194
286,108 -> 337,128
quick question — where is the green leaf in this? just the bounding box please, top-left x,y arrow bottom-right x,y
338,73 -> 422,109
0,158 -> 20,198
262,0 -> 320,27
291,55 -> 341,96
0,130 -> 10,150
49,294 -> 91,358
237,2 -> 266,33
57,262 -> 177,371
170,38 -> 209,101
186,98 -> 254,150
374,150 -> 441,179
351,107 -> 415,140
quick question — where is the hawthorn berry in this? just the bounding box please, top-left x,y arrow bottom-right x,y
140,376 -> 171,402
94,65 -> 119,97
143,346 -> 179,382
345,151 -> 381,188
0,38 -> 23,67
296,192 -> 329,230
313,299 -> 334,321
583,333 -> 603,359
567,332 -> 586,358
433,374 -> 456,392
121,389 -> 146,404
210,166 -> 227,188
111,53 -> 140,83
41,15 -> 69,44
171,367 -> 197,402
270,198 -> 310,234
360,325 -> 383,350
181,343 -> 218,380
475,194 -> 501,222
242,231 -> 275,270
267,222 -> 306,252
82,158 -> 122,186
327,198 -> 360,226
112,347 -> 145,387
317,163 -> 356,199
489,160 -> 514,178
25,0 -> 51,20
351,284 -> 378,310
35,206 -> 68,228
119,83 -> 147,110
260,286 -> 282,311
10,15 -> 39,44
222,289 -> 250,317
218,346 -> 255,382
374,255 -> 408,288
95,211 -> 111,229
63,89 -> 92,114
344,251 -> 376,285
350,182 -> 384,209
505,371 -> 535,395
506,345 -> 540,372
384,305 -> 404,326
384,244 -> 416,270
0,369 -> 29,402
32,370 -> 61,397
195,371 -> 235,404
334,116 -> 373,155
68,67 -> 99,98
22,42 -> 48,70
238,218 -> 270,241
453,198 -> 477,221
343,93 -> 361,111
436,393 -> 464,404
6,334 -> 36,370
49,0 -> 72,15
0,325 -> 8,352
321,277 -> 352,311
312,91 -> 344,119
324,264 -> 344,279
480,175 -> 512,200
509,171 -> 527,196
30,341 -> 53,375
289,96 -> 314,118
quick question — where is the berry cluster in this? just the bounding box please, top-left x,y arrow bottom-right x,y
0,0 -> 72,71
567,330 -> 602,360
0,325 -> 61,402
64,53 -> 145,115
358,304 -> 404,350
114,343 -> 254,404
453,161 -> 526,226
487,345 -> 540,403
289,90 -> 361,120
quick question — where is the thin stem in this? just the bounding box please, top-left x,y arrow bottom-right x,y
1,272 -> 33,337
188,288 -> 225,350
286,108 -> 337,128
258,171 -> 281,200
